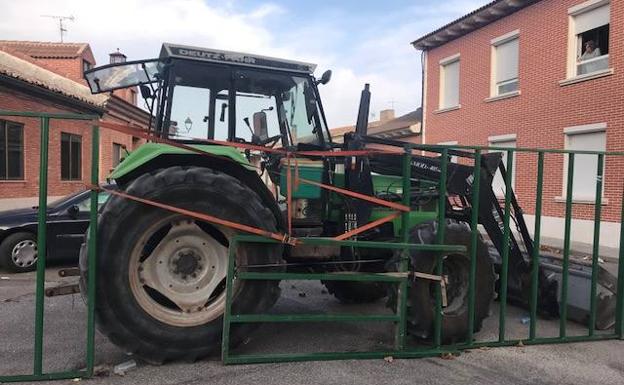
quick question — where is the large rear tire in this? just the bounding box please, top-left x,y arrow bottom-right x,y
79,166 -> 282,363
405,221 -> 495,343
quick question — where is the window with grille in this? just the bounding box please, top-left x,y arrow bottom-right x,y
0,119 -> 24,180
61,132 -> 82,181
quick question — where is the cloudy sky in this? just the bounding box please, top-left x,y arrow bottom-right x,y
0,0 -> 486,127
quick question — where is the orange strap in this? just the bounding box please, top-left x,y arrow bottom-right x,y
297,177 -> 410,212
95,185 -> 298,246
334,211 -> 401,241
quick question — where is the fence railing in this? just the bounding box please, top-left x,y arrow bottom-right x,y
0,109 -> 623,379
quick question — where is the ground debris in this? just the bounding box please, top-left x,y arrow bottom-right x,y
113,359 -> 137,376
440,352 -> 455,360
383,356 -> 394,363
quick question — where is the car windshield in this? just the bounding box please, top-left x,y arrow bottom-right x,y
85,60 -> 160,93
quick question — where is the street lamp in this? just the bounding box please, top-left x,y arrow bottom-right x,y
184,117 -> 193,132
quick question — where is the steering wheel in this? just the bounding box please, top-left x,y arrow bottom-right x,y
258,134 -> 282,148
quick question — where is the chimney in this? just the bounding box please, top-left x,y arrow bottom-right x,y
109,48 -> 127,64
379,109 -> 395,122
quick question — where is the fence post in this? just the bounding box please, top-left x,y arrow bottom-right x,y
33,117 -> 50,376
588,154 -> 604,335
434,148 -> 448,347
498,149 -> 514,343
615,181 -> 624,339
560,154 -> 575,339
395,147 -> 412,350
85,124 -> 99,376
467,150 -> 481,345
529,152 -> 544,340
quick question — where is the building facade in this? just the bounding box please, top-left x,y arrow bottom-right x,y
0,41 -> 149,209
412,0 -> 622,251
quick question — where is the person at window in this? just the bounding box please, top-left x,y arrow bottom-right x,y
578,40 -> 603,75
579,40 -> 601,61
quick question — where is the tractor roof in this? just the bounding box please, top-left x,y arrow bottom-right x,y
159,43 -> 317,74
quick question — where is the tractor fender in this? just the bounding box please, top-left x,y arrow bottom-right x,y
110,146 -> 285,232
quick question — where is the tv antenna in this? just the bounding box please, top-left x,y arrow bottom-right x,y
41,15 -> 75,42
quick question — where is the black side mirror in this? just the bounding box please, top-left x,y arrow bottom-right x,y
317,70 -> 332,85
139,85 -> 152,99
252,112 -> 268,141
67,205 -> 79,219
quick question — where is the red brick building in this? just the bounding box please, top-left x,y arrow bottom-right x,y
412,0 -> 622,251
0,41 -> 149,209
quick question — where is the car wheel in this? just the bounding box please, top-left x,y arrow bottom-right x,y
0,232 -> 38,273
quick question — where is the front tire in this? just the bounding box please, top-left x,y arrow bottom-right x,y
405,221 -> 495,343
80,166 -> 282,363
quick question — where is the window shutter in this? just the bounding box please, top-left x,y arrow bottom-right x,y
574,4 -> 610,34
443,60 -> 460,108
496,38 -> 519,83
567,131 -> 606,199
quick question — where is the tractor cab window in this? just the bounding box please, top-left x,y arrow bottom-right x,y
167,61 -> 230,140
84,59 -> 160,93
235,93 -> 279,143
281,77 -> 322,146
235,69 -> 324,147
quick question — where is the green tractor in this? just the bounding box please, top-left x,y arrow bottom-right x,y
82,43 -> 555,363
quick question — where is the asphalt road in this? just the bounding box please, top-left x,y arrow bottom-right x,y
1,267 -> 623,385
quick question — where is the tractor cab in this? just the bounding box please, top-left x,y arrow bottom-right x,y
84,43 -> 333,151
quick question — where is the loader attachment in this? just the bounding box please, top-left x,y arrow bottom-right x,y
343,132 -> 618,329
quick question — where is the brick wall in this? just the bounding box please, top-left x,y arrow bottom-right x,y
422,0 -> 623,222
0,85 -> 93,198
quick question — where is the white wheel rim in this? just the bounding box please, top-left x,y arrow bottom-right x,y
129,217 -> 233,327
12,240 -> 37,268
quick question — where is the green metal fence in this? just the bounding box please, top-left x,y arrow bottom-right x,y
220,145 -> 624,363
0,111 -> 99,383
0,109 -> 623,379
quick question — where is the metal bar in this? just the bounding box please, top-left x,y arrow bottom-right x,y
238,272 -> 406,282
467,150 -> 481,345
0,371 -> 87,383
459,332 -> 617,350
560,153 -> 575,338
33,117 -> 50,376
229,314 -> 400,323
434,149 -> 448,347
588,153 -> 604,335
498,149 -> 513,343
396,149 -> 412,350
616,182 -> 624,339
85,125 -> 99,377
230,234 -> 466,252
223,349 -> 459,365
0,110 -> 98,120
221,238 -> 239,362
529,152 -> 544,340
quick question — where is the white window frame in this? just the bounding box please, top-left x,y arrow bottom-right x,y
488,134 -> 517,197
563,0 -> 612,83
490,30 -> 520,98
437,54 -> 460,112
560,123 -> 607,203
437,140 -> 459,163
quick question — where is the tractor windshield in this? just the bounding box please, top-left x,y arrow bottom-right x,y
84,59 -> 160,93
163,59 -> 329,147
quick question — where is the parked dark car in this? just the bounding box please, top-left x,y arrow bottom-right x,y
0,186 -> 113,273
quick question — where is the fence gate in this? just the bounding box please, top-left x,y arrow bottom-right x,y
1,109 -> 623,381
0,111 -> 99,383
